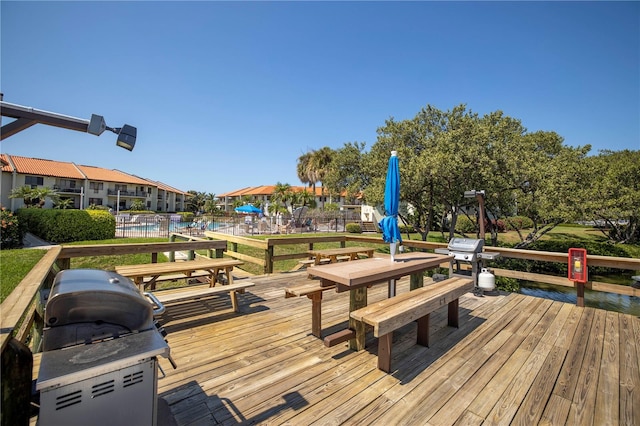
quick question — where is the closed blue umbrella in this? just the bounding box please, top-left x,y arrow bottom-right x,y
378,151 -> 402,262
234,204 -> 262,215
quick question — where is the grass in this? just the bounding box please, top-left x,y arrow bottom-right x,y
0,248 -> 47,302
2,229 -> 637,303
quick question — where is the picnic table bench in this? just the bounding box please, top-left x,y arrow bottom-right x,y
115,258 -> 243,290
149,280 -> 255,313
285,280 -> 337,338
349,276 -> 474,372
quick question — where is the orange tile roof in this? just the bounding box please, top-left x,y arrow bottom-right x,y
2,154 -> 185,193
218,185 -> 327,198
0,154 -> 13,172
8,155 -> 85,179
75,165 -> 150,185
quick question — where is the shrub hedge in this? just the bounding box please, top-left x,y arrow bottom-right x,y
346,223 -> 362,233
17,209 -> 115,243
0,206 -> 26,249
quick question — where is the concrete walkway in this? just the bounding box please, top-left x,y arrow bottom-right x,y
22,233 -> 56,249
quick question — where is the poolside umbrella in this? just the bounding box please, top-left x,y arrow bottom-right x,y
378,150 -> 402,262
234,204 -> 262,215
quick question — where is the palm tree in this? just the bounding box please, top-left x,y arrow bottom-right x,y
309,147 -> 334,208
53,198 -> 74,209
272,182 -> 293,213
9,186 -> 58,208
297,152 -> 317,191
9,186 -> 37,207
186,191 -> 207,213
202,193 -> 218,215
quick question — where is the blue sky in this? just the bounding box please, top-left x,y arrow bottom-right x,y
2,1 -> 638,195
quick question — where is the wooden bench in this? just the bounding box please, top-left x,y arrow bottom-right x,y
285,280 -> 337,338
115,258 -> 243,290
349,277 -> 474,373
149,281 -> 255,312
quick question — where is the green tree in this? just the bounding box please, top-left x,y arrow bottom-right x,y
271,182 -> 293,213
324,142 -> 367,204
202,193 -> 219,215
130,199 -> 146,211
53,198 -> 74,209
297,151 -> 316,191
186,191 -> 206,213
9,186 -> 58,208
582,150 -> 640,243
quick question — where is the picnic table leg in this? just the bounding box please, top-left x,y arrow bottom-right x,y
309,292 -> 323,338
226,267 -> 234,285
378,333 -> 393,373
230,290 -> 240,312
208,269 -> 217,288
146,276 -> 159,291
349,287 -> 368,351
410,272 -> 424,290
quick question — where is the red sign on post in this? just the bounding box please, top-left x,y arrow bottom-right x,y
568,248 -> 588,283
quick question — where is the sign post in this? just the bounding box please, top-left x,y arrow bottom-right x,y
568,248 -> 588,307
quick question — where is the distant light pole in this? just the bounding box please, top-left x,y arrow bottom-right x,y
464,190 -> 486,240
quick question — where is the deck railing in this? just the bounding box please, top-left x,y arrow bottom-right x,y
1,234 -> 638,425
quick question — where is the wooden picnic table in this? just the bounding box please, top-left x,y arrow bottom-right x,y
307,251 -> 451,350
307,246 -> 375,265
115,258 -> 244,290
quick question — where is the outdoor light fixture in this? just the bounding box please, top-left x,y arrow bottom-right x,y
464,189 -> 486,240
0,99 -> 137,151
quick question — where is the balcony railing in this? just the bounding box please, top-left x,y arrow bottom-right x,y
107,189 -> 148,197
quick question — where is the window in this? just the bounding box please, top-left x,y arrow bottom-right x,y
60,179 -> 77,189
115,184 -> 127,192
89,198 -> 103,206
25,176 -> 44,188
89,182 -> 104,190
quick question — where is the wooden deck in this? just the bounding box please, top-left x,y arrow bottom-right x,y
148,271 -> 640,425
32,271 -> 640,425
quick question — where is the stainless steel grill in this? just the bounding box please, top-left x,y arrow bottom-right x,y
435,238 -> 500,294
36,269 -> 171,426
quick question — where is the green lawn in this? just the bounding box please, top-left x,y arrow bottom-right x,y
2,229 -> 637,303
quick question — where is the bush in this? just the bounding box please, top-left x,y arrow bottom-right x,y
455,216 -> 476,233
346,223 -> 362,233
490,219 -> 507,233
399,225 -> 414,234
0,207 -> 25,249
497,239 -> 632,277
17,209 -> 115,243
505,216 -> 534,231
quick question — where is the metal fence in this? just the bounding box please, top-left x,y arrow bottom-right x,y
114,212 -> 371,238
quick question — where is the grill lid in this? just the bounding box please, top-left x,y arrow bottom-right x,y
447,238 -> 484,253
43,269 -> 155,350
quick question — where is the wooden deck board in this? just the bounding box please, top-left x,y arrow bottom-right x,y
30,270 -> 640,426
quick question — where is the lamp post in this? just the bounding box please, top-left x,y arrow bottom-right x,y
464,190 -> 486,240
0,99 -> 136,150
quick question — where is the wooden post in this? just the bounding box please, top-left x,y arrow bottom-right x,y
410,272 -> 424,290
309,292 -> 323,338
168,234 -> 176,262
576,282 -> 585,307
349,287 -> 368,351
378,333 -> 393,373
416,314 -> 430,347
1,337 -> 32,426
266,244 -> 274,274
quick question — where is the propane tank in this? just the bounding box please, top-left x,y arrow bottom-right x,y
478,268 -> 495,291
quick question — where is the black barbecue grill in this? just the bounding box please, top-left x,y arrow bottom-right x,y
36,269 -> 172,426
435,238 -> 500,292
